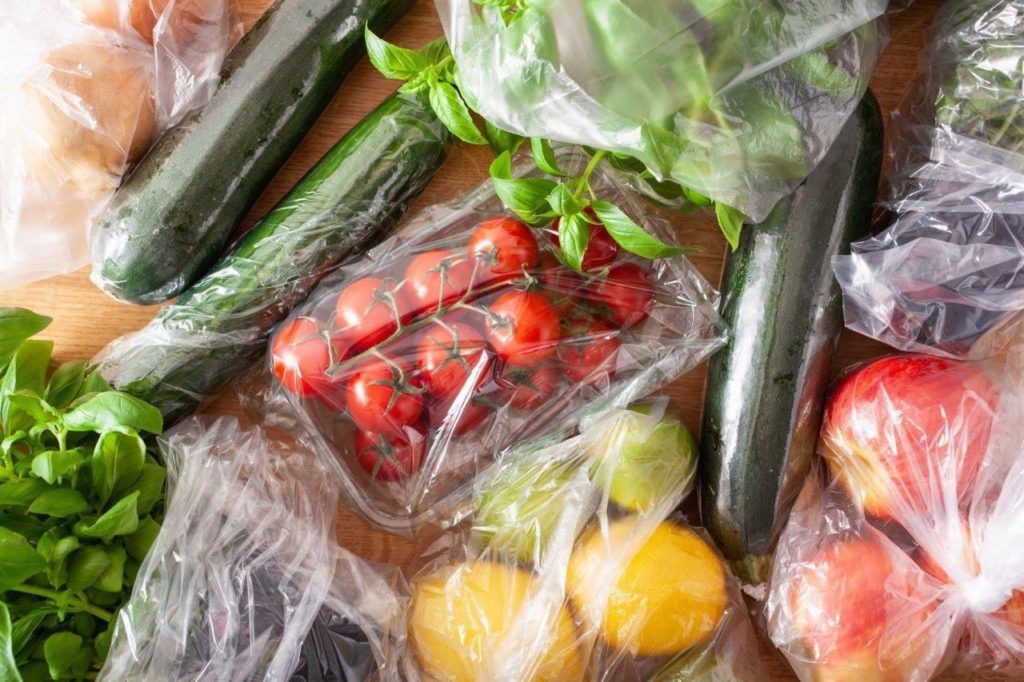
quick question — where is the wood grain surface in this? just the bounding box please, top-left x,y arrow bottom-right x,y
3,1 -> 1008,679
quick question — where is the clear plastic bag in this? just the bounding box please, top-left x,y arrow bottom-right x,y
835,1 -> 1024,358
245,149 -> 725,534
402,399 -> 765,681
0,0 -> 239,290
100,417 -> 406,681
767,351 -> 1024,680
435,0 -> 887,222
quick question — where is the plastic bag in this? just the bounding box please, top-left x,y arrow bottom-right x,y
0,0 -> 239,290
767,351 -> 1024,680
100,417 -> 406,681
835,1 -> 1024,358
435,0 -> 887,222
246,148 -> 725,534
401,399 -> 764,681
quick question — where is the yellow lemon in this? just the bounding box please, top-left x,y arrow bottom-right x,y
410,561 -> 584,681
567,519 -> 727,657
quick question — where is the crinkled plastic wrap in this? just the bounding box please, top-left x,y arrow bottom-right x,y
100,417 -> 406,681
767,352 -> 1024,680
435,0 -> 887,222
835,1 -> 1024,358
0,0 -> 238,290
246,149 -> 725,535
401,400 -> 764,681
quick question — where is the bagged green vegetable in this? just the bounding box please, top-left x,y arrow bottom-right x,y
436,0 -> 887,222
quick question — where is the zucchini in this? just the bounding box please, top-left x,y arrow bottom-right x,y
699,91 -> 883,583
97,92 -> 451,423
92,0 -> 416,304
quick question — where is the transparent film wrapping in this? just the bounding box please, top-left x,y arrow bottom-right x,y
402,399 -> 765,681
244,149 -> 726,535
835,1 -> 1024,358
99,417 -> 406,681
0,0 -> 239,290
767,351 -> 1024,680
435,0 -> 887,222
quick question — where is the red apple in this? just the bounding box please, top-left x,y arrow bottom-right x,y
821,355 -> 998,522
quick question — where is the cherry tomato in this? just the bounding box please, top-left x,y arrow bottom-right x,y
485,291 -> 561,367
549,209 -> 619,271
346,360 -> 424,437
502,365 -> 560,409
468,217 -> 540,284
416,321 -> 492,400
429,397 -> 491,436
335,276 -> 410,351
355,422 -> 427,481
596,263 -> 655,328
557,319 -> 621,386
271,318 -> 333,398
404,250 -> 474,319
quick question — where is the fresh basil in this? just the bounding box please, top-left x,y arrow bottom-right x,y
715,202 -> 746,250
592,201 -> 690,259
0,603 -> 19,682
0,528 -> 45,590
531,138 -> 564,177
558,212 -> 591,272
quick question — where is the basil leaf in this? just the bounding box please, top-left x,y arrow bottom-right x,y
364,27 -> 428,80
124,464 -> 166,516
64,392 -> 163,435
485,121 -> 524,156
5,394 -> 54,425
0,527 -> 45,590
490,154 -> 558,224
30,450 -> 86,485
0,603 -> 20,682
66,547 -> 110,592
44,362 -> 86,410
715,202 -> 746,250
0,308 -> 50,371
546,184 -> 584,216
76,369 -> 111,399
43,631 -> 82,681
124,517 -> 161,562
0,479 -> 50,509
11,607 -> 53,658
91,432 -> 146,504
28,490 -> 90,518
428,81 -> 486,144
682,186 -> 714,207
531,138 -> 564,176
1,340 -> 53,430
0,515 -> 50,542
591,200 -> 689,259
558,213 -> 591,273
419,36 -> 450,65
94,546 -> 126,594
37,530 -> 78,589
75,492 -> 139,542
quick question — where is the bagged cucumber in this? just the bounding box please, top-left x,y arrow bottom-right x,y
92,0 -> 416,304
699,91 -> 883,583
96,92 -> 451,423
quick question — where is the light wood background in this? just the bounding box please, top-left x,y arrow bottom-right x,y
3,1 -> 1007,679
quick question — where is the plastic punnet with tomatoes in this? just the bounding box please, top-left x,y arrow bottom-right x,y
253,152 -> 725,533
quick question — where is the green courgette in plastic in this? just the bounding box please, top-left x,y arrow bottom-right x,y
92,0 -> 416,304
699,91 -> 883,583
96,92 -> 451,424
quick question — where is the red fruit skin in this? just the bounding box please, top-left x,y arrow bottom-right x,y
345,362 -> 424,438
557,319 -> 621,386
468,216 -> 540,284
271,318 -> 332,398
429,397 -> 491,436
549,210 -> 619,271
404,250 -> 475,319
485,291 -> 561,367
502,365 -> 561,410
334,277 -> 410,352
416,321 -> 492,400
596,262 -> 655,328
821,355 -> 998,522
355,422 -> 427,481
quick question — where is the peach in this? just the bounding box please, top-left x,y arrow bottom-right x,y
821,355 -> 997,522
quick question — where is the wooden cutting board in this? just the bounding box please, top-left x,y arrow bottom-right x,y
2,1 -> 1005,679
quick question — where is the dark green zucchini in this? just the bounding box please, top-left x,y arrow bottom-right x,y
699,91 -> 883,583
97,92 -> 451,424
92,0 -> 416,304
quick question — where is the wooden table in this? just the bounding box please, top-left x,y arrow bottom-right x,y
5,1 -> 1005,679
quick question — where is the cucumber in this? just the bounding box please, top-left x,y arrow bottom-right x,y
698,91 -> 883,583
92,0 -> 416,304
97,92 -> 451,423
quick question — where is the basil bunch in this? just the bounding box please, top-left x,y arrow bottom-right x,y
0,309 -> 164,682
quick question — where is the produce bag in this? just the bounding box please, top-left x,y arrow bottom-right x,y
247,149 -> 725,534
835,1 -> 1024,358
435,0 -> 887,223
100,417 -> 406,681
402,400 -> 763,681
0,0 -> 239,290
767,352 -> 1024,680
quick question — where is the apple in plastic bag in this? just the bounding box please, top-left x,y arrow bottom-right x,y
821,355 -> 998,522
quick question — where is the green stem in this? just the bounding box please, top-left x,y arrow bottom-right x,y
574,150 -> 607,197
9,585 -> 113,622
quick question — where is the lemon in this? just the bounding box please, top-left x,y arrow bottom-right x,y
410,561 -> 584,681
567,519 -> 727,657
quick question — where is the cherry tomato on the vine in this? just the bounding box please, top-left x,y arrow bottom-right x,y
549,209 -> 619,271
355,423 -> 427,481
485,290 -> 561,367
468,217 -> 540,284
271,317 -> 334,398
558,319 -> 621,386
502,364 -> 560,409
346,360 -> 424,438
596,263 -> 655,329
429,397 -> 491,436
416,321 -> 492,400
404,250 -> 475,319
335,276 -> 410,352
